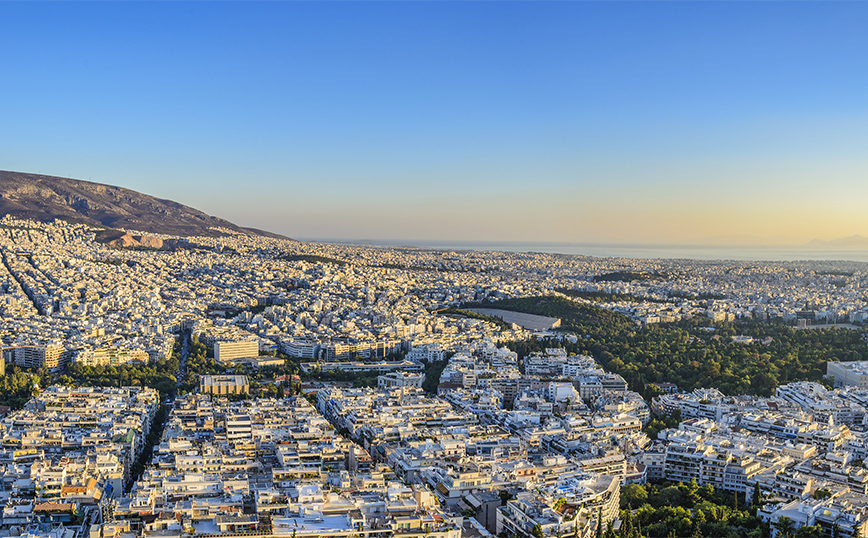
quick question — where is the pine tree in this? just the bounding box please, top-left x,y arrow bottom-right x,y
619,507 -> 634,538
532,524 -> 544,538
752,482 -> 763,506
596,507 -> 603,538
773,516 -> 795,538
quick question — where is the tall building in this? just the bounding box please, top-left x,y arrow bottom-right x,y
214,340 -> 259,364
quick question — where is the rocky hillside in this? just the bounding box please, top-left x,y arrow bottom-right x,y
0,170 -> 288,238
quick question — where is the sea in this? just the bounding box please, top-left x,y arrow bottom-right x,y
303,239 -> 868,264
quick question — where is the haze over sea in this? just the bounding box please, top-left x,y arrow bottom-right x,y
309,239 -> 868,263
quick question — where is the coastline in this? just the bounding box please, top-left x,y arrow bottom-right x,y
296,239 -> 868,263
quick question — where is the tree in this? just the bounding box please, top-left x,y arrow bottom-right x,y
685,479 -> 702,507
532,524 -> 544,538
58,375 -> 75,386
795,525 -> 824,538
813,488 -> 832,500
621,484 -> 648,509
654,486 -> 685,508
773,516 -> 796,538
752,482 -> 763,506
619,506 -> 635,538
596,507 -> 603,538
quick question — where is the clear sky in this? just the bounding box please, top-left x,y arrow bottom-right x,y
2,2 -> 867,246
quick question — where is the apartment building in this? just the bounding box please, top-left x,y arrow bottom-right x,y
4,345 -> 71,372
214,340 -> 259,363
74,346 -> 149,367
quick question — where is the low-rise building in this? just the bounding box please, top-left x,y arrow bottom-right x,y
199,375 -> 250,395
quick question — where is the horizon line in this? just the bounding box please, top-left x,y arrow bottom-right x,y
294,237 -> 868,249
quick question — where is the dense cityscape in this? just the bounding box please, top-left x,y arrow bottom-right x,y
0,216 -> 864,538
5,0 -> 867,537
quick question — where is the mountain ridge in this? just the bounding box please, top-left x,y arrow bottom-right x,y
807,234 -> 868,248
0,170 -> 291,240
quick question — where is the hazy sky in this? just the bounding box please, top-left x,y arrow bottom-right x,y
2,2 -> 867,245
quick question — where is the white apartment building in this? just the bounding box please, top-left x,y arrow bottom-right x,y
74,346 -> 149,367
215,340 -> 259,363
828,361 -> 868,389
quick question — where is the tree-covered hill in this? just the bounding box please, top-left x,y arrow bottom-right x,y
463,295 -> 635,337
480,296 -> 867,396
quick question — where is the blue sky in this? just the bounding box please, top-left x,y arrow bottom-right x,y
2,2 -> 867,244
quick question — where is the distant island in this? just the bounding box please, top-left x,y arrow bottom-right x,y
807,234 -> 868,248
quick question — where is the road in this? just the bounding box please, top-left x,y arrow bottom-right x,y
174,331 -> 189,396
123,330 -> 189,496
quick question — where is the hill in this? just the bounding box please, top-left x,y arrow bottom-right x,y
0,170 -> 290,239
462,295 -> 635,336
807,234 -> 868,248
